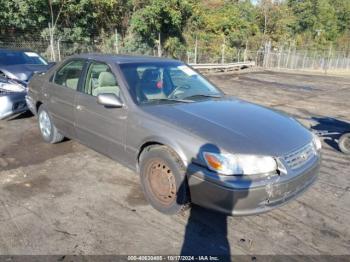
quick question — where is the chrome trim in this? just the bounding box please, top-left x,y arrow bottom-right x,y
283,143 -> 316,170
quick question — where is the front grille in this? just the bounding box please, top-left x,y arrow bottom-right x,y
283,143 -> 316,170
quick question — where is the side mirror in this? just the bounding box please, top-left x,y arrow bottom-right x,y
48,62 -> 56,68
97,93 -> 123,108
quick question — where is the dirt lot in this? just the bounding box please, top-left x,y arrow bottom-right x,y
0,70 -> 349,256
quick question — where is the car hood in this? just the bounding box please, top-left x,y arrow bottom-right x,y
142,97 -> 312,157
0,64 -> 51,82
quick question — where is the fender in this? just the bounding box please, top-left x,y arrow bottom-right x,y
136,135 -> 189,170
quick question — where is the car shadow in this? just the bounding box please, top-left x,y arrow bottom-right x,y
179,144 -> 251,259
310,117 -> 350,152
7,110 -> 33,121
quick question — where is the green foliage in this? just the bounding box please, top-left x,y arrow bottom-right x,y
0,0 -> 349,56
121,32 -> 154,55
333,0 -> 350,33
0,0 -> 48,35
129,0 -> 193,54
164,37 -> 187,58
287,0 -> 339,48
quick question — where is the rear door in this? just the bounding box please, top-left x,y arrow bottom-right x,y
46,59 -> 86,138
74,61 -> 128,161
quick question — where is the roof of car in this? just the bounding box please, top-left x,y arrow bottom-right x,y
0,48 -> 34,52
69,53 -> 181,64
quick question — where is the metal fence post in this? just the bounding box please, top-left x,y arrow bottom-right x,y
194,35 -> 198,64
221,36 -> 226,64
277,46 -> 283,69
302,50 -> 307,69
286,44 -> 291,68
57,38 -> 61,61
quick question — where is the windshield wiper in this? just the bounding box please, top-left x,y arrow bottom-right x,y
183,94 -> 222,100
144,98 -> 192,104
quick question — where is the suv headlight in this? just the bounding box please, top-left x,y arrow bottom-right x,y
312,133 -> 322,151
203,152 -> 277,175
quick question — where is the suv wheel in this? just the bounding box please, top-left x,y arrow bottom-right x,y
38,105 -> 64,144
139,145 -> 190,214
339,133 -> 350,155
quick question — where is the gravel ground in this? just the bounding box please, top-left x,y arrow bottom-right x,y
0,70 -> 349,256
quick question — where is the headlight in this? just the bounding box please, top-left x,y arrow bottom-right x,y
203,152 -> 277,175
312,133 -> 322,151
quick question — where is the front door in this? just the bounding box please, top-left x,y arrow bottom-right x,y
75,61 -> 127,161
46,59 -> 85,138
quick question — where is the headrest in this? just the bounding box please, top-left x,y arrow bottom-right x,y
141,69 -> 160,82
98,72 -> 117,87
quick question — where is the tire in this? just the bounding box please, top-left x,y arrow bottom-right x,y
339,133 -> 350,155
139,145 -> 190,215
37,105 -> 64,144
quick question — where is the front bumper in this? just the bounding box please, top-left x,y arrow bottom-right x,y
187,156 -> 320,216
0,92 -> 27,120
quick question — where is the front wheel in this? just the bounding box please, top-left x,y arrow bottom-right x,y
139,145 -> 190,215
38,105 -> 64,144
339,133 -> 350,155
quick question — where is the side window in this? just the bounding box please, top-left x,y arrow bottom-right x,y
84,62 -> 120,97
53,60 -> 85,90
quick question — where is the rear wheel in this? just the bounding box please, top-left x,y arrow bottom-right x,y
339,133 -> 350,155
38,105 -> 64,144
139,145 -> 190,214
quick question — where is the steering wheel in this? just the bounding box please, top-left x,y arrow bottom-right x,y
168,84 -> 191,99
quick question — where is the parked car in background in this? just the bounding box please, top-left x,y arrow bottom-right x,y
0,48 -> 53,119
27,54 -> 322,215
339,132 -> 350,154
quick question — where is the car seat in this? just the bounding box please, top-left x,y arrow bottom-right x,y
93,71 -> 120,97
137,68 -> 165,101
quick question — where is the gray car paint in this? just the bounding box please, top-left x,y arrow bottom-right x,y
0,64 -> 50,82
0,91 -> 27,120
27,54 -> 320,215
0,50 -> 52,119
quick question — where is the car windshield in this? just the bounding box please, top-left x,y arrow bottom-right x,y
0,50 -> 48,66
119,62 -> 222,104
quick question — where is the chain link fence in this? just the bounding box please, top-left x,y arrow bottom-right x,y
1,38 -> 349,73
261,49 -> 350,71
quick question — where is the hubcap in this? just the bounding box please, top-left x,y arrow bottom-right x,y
344,136 -> 350,150
39,110 -> 51,138
146,159 -> 176,206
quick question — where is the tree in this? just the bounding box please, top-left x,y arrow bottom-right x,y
0,0 -> 349,56
257,0 -> 294,44
129,0 -> 193,54
288,0 -> 339,47
0,0 -> 48,38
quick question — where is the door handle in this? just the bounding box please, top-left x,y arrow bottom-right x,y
76,105 -> 83,111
